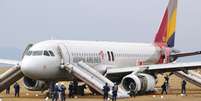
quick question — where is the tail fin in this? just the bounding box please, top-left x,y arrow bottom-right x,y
154,0 -> 177,47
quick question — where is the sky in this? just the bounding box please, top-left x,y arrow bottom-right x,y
0,0 -> 201,61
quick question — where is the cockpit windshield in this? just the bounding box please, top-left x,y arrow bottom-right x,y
48,50 -> 55,56
32,51 -> 43,56
44,51 -> 50,56
26,50 -> 55,57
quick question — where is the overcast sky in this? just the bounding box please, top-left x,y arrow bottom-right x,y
0,0 -> 201,60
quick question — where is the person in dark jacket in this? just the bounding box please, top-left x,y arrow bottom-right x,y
161,81 -> 168,94
73,80 -> 78,95
164,75 -> 169,89
6,82 -> 10,95
52,83 -> 59,101
103,83 -> 110,101
112,83 -> 118,101
181,80 -> 187,95
60,83 -> 66,101
68,82 -> 74,98
14,82 -> 20,97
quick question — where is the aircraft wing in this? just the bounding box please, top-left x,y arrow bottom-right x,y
106,61 -> 201,79
145,62 -> 201,73
0,59 -> 20,66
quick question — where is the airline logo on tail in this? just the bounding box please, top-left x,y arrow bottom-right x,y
154,0 -> 177,48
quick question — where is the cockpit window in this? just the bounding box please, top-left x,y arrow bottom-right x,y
44,51 -> 50,56
32,51 -> 43,56
48,50 -> 55,56
26,50 -> 55,57
26,51 -> 32,56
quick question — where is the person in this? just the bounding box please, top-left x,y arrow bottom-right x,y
73,80 -> 78,95
164,75 -> 169,85
6,83 -> 10,95
161,81 -> 168,94
164,75 -> 169,90
49,82 -> 56,98
14,82 -> 20,97
68,82 -> 74,98
79,84 -> 86,96
60,83 -> 66,101
129,82 -> 136,97
52,83 -> 59,101
181,80 -> 187,95
112,83 -> 118,101
103,83 -> 110,101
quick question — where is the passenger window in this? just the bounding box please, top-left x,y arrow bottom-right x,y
44,51 -> 50,56
49,50 -> 55,56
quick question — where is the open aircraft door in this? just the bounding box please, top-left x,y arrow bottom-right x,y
57,43 -> 71,68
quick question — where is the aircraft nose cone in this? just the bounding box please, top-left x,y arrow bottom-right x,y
21,56 -> 61,80
21,57 -> 41,79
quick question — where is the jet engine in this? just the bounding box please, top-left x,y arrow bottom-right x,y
23,77 -> 48,91
121,73 -> 156,93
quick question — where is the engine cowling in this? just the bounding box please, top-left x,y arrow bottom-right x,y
23,77 -> 48,91
121,73 -> 141,92
121,73 -> 156,93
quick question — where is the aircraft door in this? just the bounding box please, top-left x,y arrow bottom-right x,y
57,43 -> 71,65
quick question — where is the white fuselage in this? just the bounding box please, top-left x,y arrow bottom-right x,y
21,40 -> 162,80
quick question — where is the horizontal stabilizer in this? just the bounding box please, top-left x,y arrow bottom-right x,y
171,51 -> 201,58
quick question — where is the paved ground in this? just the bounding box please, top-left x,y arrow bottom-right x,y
1,68 -> 201,101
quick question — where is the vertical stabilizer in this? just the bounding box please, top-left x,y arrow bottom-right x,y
154,0 -> 177,47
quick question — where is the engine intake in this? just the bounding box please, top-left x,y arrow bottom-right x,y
23,77 -> 47,91
121,73 -> 156,93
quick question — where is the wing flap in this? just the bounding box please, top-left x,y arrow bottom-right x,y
147,62 -> 201,73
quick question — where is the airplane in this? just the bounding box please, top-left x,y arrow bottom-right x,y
1,0 -> 201,98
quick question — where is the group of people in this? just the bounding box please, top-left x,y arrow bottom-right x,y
102,82 -> 137,101
161,75 -> 187,95
103,83 -> 118,101
4,77 -> 188,101
5,82 -> 20,97
51,82 -> 66,101
68,81 -> 78,98
103,75 -> 188,101
51,80 -> 83,101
